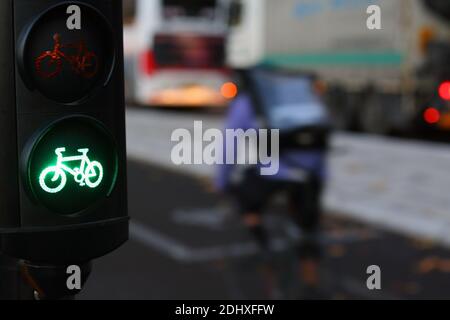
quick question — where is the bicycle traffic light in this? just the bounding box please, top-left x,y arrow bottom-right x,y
0,0 -> 128,265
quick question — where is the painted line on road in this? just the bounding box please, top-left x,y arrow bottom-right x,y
130,220 -> 386,299
130,220 -> 378,263
131,221 -> 268,262
130,221 -> 191,261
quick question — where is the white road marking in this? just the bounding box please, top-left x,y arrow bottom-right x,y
130,221 -> 262,262
130,221 -> 191,261
130,219 -> 377,263
130,219 -> 382,299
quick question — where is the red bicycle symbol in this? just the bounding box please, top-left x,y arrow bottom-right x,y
35,33 -> 99,79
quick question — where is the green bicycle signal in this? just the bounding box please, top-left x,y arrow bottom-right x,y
25,116 -> 118,215
39,147 -> 104,194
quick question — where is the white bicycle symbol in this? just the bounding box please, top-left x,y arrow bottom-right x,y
39,147 -> 104,194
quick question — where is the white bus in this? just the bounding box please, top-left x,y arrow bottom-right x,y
124,0 -> 237,108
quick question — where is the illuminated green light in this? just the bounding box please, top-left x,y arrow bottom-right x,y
39,147 -> 104,194
23,116 -> 118,215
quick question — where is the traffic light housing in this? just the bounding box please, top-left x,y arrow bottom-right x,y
0,0 -> 128,265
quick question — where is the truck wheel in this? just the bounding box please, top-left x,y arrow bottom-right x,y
359,93 -> 392,135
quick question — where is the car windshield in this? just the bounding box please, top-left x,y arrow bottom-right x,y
250,70 -> 327,129
252,71 -> 319,107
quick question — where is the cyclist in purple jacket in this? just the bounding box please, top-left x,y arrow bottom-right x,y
216,69 -> 329,293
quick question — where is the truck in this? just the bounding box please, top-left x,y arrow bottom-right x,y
227,0 -> 450,134
123,0 -> 237,108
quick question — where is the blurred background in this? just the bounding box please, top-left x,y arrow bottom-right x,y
82,0 -> 450,299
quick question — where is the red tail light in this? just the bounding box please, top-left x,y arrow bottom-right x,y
438,81 -> 450,101
140,50 -> 156,76
424,107 -> 441,124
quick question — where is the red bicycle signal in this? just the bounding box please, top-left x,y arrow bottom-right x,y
35,33 -> 99,79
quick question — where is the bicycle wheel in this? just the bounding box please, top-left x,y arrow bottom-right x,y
81,52 -> 99,79
35,53 -> 62,79
39,167 -> 67,194
85,161 -> 104,189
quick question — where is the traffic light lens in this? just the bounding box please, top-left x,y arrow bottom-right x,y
24,116 -> 118,215
19,3 -> 115,104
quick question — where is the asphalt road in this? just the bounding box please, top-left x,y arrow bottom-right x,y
79,159 -> 450,300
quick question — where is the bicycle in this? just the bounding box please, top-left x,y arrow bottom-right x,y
39,147 -> 104,194
35,33 -> 99,79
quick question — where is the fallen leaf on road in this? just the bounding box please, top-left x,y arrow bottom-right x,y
417,256 -> 440,274
327,245 -> 346,258
409,238 -> 436,250
416,256 -> 450,274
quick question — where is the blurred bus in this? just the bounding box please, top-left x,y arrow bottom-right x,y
227,0 -> 450,135
123,0 -> 236,108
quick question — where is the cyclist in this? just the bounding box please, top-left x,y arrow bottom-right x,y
216,68 -> 329,296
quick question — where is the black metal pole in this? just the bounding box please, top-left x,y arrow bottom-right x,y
0,253 -> 33,300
